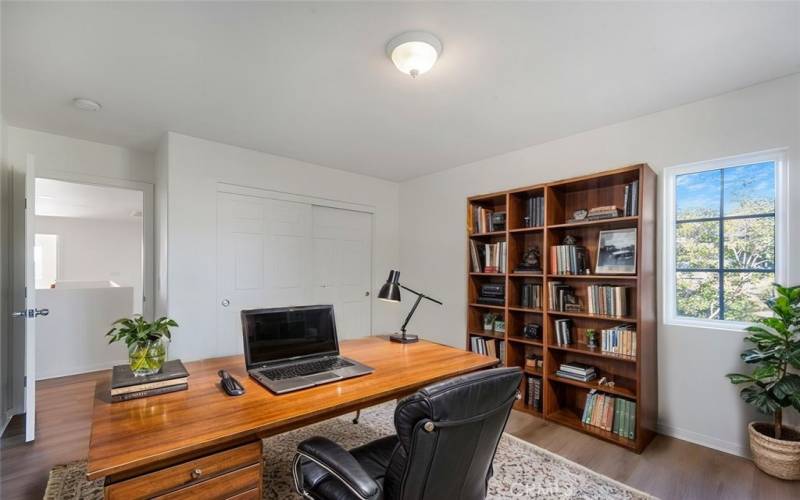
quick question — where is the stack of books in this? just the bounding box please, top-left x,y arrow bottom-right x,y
526,376 -> 542,411
469,241 -> 507,273
548,282 -> 579,311
587,205 -> 621,220
524,195 -> 544,228
601,325 -> 637,357
587,285 -> 630,317
554,319 -> 573,345
622,180 -> 639,217
556,362 -> 596,382
520,283 -> 542,309
111,360 -> 189,403
472,206 -> 506,233
470,337 -> 506,364
550,245 -> 590,274
581,391 -> 636,439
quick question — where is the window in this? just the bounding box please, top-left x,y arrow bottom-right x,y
34,233 -> 59,289
664,150 -> 786,327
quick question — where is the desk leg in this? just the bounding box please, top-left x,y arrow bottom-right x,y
352,409 -> 360,424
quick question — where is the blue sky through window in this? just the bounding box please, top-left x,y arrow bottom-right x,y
676,161 -> 774,220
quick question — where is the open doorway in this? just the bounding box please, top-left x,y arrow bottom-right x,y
34,178 -> 146,379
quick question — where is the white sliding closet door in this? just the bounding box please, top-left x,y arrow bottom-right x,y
311,206 -> 372,340
217,192 -> 312,355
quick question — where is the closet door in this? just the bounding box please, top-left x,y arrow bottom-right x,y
216,193 -> 312,355
311,206 -> 372,340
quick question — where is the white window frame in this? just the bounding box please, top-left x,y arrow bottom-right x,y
662,148 -> 788,331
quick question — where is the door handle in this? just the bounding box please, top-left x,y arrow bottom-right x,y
35,308 -> 50,317
11,310 -> 27,318
11,308 -> 49,318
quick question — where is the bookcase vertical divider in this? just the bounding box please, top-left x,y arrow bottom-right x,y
466,164 -> 656,453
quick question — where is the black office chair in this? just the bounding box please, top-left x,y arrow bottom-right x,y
292,366 -> 522,500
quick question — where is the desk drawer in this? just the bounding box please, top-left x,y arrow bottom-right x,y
153,464 -> 261,500
106,441 -> 261,499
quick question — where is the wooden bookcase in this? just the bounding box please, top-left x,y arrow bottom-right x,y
466,164 -> 656,453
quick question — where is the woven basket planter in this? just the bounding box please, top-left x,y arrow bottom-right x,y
749,422 -> 800,480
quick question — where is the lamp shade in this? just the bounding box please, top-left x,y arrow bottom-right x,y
378,270 -> 401,302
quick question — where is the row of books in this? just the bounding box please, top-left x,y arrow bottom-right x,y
469,241 -> 508,273
472,206 -> 506,234
555,361 -> 596,382
554,319 -> 574,346
586,285 -> 630,317
470,336 -> 506,364
581,391 -> 636,439
601,326 -> 637,357
526,376 -> 543,411
548,282 -> 579,312
524,195 -> 545,228
520,283 -> 542,309
110,360 -> 189,403
623,180 -> 639,217
586,205 -> 621,220
550,245 -> 590,275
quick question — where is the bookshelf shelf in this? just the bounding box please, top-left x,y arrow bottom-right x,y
466,164 -> 656,453
548,343 -> 637,363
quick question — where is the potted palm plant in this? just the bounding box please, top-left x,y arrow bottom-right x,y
106,315 -> 179,376
726,284 -> 800,480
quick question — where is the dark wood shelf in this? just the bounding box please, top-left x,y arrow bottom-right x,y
547,310 -> 637,323
467,164 -> 655,453
548,373 -> 636,399
468,303 -> 505,311
548,343 -> 636,363
548,216 -> 639,230
468,330 -> 505,340
507,336 -> 543,347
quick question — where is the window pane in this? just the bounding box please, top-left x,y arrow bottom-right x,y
723,162 -> 775,216
676,272 -> 720,319
723,217 -> 774,270
676,221 -> 719,269
723,272 -> 774,321
676,169 -> 720,220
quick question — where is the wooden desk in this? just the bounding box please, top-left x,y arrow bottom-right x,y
87,337 -> 497,498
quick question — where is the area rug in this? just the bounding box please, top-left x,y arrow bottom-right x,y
46,402 -> 655,499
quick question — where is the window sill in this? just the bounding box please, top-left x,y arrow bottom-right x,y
663,316 -> 752,333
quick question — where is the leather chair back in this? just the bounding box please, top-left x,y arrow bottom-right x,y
383,366 -> 522,500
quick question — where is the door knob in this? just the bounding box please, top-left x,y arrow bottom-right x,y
11,308 -> 49,318
35,308 -> 49,317
11,310 -> 27,318
221,299 -> 230,307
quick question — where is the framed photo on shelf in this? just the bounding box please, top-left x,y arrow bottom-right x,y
596,228 -> 637,274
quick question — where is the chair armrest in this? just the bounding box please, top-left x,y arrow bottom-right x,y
295,436 -> 381,500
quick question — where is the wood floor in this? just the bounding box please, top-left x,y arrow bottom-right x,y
2,371 -> 798,499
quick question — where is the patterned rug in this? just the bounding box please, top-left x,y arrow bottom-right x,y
46,403 -> 655,499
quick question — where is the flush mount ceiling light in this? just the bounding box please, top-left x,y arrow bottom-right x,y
386,31 -> 442,78
72,97 -> 102,111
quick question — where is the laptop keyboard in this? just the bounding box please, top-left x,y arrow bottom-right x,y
259,357 -> 354,381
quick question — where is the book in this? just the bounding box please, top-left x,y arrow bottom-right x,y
587,285 -> 630,317
551,245 -> 590,275
111,383 -> 188,403
111,377 -> 189,396
111,359 -> 189,390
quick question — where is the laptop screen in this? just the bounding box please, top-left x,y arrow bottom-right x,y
241,305 -> 339,368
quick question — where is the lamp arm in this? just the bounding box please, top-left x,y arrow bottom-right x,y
398,284 -> 443,335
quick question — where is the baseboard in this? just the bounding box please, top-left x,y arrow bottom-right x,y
36,359 -> 128,381
657,421 -> 750,458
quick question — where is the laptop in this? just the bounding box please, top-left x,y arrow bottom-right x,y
241,305 -> 373,394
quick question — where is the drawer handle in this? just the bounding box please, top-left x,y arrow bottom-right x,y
191,468 -> 203,480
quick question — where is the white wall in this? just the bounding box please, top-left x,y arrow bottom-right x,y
399,74 -> 800,457
35,216 -> 144,313
162,133 -> 401,362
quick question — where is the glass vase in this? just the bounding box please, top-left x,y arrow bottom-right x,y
128,338 -> 167,376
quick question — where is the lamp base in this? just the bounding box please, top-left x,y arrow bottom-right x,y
389,333 -> 419,344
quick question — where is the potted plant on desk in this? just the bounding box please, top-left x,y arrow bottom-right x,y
107,315 -> 179,376
726,284 -> 800,480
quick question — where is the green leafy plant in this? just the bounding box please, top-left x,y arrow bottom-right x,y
726,284 -> 800,440
106,315 -> 178,347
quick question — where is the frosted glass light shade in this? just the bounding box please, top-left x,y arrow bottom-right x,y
386,32 -> 442,78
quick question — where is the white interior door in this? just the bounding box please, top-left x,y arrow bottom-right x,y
311,206 -> 372,340
217,193 -> 312,355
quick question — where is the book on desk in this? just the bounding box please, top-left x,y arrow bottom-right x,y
110,359 -> 189,402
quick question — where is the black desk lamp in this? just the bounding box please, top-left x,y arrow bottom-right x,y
378,270 -> 443,344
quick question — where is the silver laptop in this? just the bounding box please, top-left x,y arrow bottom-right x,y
242,305 -> 373,394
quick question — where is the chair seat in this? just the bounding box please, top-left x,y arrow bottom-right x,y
300,435 -> 399,500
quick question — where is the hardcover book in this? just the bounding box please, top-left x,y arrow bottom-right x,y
111,359 -> 189,390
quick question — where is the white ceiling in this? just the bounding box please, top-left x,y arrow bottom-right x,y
36,178 -> 143,221
4,2 -> 799,182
